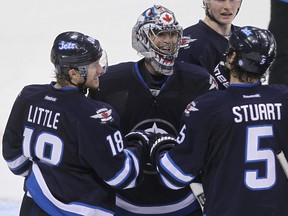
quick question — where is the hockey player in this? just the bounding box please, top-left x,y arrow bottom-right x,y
177,0 -> 242,89
268,0 -> 288,85
2,31 -> 147,216
89,5 -> 217,216
150,26 -> 288,216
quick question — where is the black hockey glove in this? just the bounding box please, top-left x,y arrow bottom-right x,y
125,131 -> 151,154
126,131 -> 172,174
149,135 -> 177,168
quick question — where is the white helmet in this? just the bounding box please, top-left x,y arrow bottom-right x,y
132,5 -> 183,75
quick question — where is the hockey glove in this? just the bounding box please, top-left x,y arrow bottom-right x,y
125,131 -> 151,154
149,135 -> 177,168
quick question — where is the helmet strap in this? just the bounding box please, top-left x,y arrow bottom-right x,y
205,4 -> 240,25
68,79 -> 87,94
68,68 -> 88,93
206,9 -> 222,25
78,83 -> 88,94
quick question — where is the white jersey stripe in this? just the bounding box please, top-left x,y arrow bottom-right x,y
116,193 -> 196,214
160,153 -> 194,183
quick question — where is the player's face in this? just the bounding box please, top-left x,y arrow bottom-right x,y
150,30 -> 179,55
207,0 -> 241,25
84,60 -> 104,90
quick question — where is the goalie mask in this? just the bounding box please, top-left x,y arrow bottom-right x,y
132,5 -> 183,75
50,31 -> 108,82
227,26 -> 277,75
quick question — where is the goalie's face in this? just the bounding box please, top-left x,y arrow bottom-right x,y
149,29 -> 180,56
147,28 -> 182,75
132,5 -> 183,75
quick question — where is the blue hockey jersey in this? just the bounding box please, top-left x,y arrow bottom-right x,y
2,82 -> 143,215
157,82 -> 288,216
89,60 -> 217,215
177,20 -> 239,89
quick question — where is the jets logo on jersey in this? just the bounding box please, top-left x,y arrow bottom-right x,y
184,101 -> 199,116
181,36 -> 197,49
90,108 -> 113,123
209,75 -> 218,90
131,118 -> 178,136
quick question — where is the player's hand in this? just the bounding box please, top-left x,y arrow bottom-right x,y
149,134 -> 177,168
125,131 -> 167,174
125,131 -> 150,152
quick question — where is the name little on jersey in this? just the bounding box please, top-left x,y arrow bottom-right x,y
27,105 -> 60,129
232,103 -> 282,123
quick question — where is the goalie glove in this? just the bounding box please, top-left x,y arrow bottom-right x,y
149,134 -> 178,168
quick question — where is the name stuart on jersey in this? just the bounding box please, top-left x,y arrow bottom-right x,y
232,103 -> 282,123
27,105 -> 60,129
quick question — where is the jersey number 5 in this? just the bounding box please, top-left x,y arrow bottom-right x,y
245,125 -> 276,190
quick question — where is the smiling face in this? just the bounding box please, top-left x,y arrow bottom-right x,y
83,60 -> 104,90
150,30 -> 180,56
66,49 -> 108,90
132,5 -> 183,75
205,0 -> 241,25
84,53 -> 108,90
147,29 -> 182,75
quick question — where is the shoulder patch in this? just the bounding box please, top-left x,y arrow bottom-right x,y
181,36 -> 197,49
90,108 -> 113,123
209,75 -> 218,90
184,101 -> 199,116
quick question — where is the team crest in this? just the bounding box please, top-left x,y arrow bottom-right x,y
58,41 -> 77,50
159,12 -> 174,25
209,75 -> 218,90
90,108 -> 113,123
180,36 -> 197,49
241,27 -> 253,36
184,101 -> 198,116
131,118 -> 178,136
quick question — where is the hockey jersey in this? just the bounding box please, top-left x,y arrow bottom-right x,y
2,82 -> 142,215
89,60 -> 217,215
157,83 -> 288,216
177,20 -> 239,89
